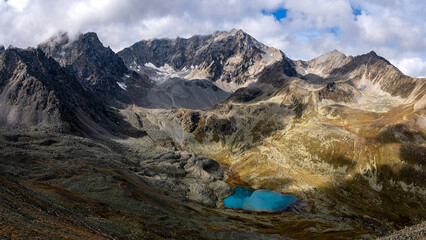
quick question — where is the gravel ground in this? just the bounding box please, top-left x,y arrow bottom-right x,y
377,221 -> 425,240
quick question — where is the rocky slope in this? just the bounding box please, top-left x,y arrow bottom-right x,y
0,131 -> 282,240
138,78 -> 230,110
377,221 -> 425,240
0,47 -> 116,135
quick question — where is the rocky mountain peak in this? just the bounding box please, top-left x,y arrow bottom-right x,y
340,50 -> 390,68
227,28 -> 244,35
212,28 -> 245,38
40,32 -> 122,68
37,32 -> 73,65
367,50 -> 377,56
0,45 -> 5,54
70,32 -> 118,61
313,49 -> 347,63
293,48 -> 422,101
79,32 -> 102,44
293,49 -> 350,81
210,28 -> 262,51
326,49 -> 346,58
39,32 -> 128,95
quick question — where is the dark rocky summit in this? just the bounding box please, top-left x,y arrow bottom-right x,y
39,32 -> 129,96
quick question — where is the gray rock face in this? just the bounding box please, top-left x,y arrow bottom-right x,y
0,45 -> 4,54
0,48 -> 113,135
134,151 -> 232,207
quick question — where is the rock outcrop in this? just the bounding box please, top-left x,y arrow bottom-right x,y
134,151 -> 232,207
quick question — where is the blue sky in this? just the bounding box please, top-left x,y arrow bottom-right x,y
263,8 -> 288,21
351,6 -> 362,17
0,0 -> 425,77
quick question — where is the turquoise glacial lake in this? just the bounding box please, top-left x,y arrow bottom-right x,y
223,187 -> 298,212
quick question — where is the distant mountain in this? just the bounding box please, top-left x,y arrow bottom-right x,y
295,50 -> 425,101
0,48 -> 113,135
0,45 -> 4,54
118,29 -> 296,92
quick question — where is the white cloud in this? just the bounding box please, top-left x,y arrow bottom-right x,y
1,0 -> 425,77
283,0 -> 354,30
393,58 -> 426,78
356,10 -> 424,51
6,0 -> 29,11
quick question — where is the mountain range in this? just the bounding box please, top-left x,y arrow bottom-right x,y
0,29 -> 424,239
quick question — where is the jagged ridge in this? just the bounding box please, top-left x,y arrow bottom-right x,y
118,29 -> 293,92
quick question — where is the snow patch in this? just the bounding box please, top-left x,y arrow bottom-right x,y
144,62 -> 195,82
117,82 -> 127,90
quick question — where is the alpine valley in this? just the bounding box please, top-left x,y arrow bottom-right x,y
0,29 -> 425,239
